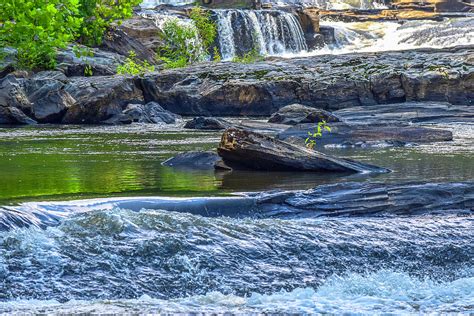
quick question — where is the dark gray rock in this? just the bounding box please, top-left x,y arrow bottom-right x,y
0,75 -> 32,113
0,106 -> 36,125
218,128 -> 389,173
255,182 -> 474,218
56,46 -> 125,77
268,103 -> 341,125
101,26 -> 157,64
139,46 -> 474,116
278,122 -> 453,148
162,151 -> 222,169
28,81 -> 75,123
123,102 -> 181,124
62,76 -> 144,124
334,102 -> 474,124
184,117 -> 232,130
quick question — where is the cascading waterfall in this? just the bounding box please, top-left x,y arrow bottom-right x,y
215,10 -> 308,60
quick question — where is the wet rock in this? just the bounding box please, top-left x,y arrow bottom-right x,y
123,102 -> 181,124
255,182 -> 474,217
184,117 -> 232,130
162,151 -> 222,169
268,103 -> 342,125
278,122 -> 453,148
217,128 -> 389,173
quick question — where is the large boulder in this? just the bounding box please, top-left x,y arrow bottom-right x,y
217,128 -> 389,173
123,102 -> 181,124
268,103 -> 341,125
184,117 -> 232,130
25,73 -> 75,123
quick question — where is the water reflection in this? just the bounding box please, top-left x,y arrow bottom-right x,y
0,123 -> 472,204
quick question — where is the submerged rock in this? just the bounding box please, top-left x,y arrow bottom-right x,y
217,128 -> 389,173
162,151 -> 222,169
268,103 -> 342,125
184,117 -> 232,130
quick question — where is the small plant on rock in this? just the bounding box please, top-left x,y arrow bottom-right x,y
305,120 -> 331,150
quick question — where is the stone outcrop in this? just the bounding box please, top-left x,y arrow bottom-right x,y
0,46 -> 472,125
140,46 -> 474,116
217,128 -> 389,173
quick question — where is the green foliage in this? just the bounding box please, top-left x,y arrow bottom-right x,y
77,0 -> 141,46
0,0 -> 141,70
158,8 -> 218,69
158,18 -> 205,69
189,7 -> 217,49
305,120 -> 331,150
117,51 -> 155,76
0,0 -> 82,70
232,48 -> 264,64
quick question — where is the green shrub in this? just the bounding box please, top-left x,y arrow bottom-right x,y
158,8 -> 217,69
117,51 -> 155,76
189,7 -> 217,49
158,18 -> 205,69
77,0 -> 142,46
0,0 -> 82,70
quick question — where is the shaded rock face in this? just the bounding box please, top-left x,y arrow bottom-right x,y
217,128 -> 389,173
62,76 -> 144,124
100,26 -> 157,64
140,46 -> 474,116
123,102 -> 181,124
268,103 -> 341,125
184,117 -> 232,130
162,151 -> 222,169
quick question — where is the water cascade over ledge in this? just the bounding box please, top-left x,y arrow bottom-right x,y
214,9 -> 308,60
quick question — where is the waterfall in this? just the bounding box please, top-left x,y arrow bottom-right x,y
215,10 -> 308,60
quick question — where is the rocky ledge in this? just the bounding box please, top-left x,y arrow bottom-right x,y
0,46 -> 473,124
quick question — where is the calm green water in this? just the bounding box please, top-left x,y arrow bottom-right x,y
0,123 -> 473,204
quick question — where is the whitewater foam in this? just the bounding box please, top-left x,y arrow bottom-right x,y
2,271 -> 474,314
